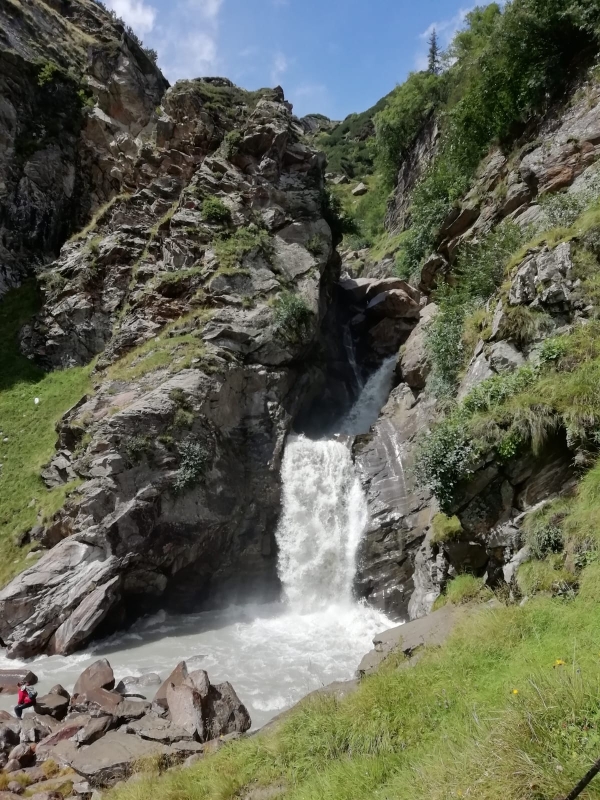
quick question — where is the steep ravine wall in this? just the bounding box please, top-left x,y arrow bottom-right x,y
352,73 -> 600,620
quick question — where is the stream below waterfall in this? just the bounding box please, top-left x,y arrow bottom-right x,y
0,358 -> 398,729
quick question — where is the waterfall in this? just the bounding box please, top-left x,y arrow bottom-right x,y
338,355 -> 397,436
276,357 -> 397,613
342,325 -> 363,392
276,437 -> 367,611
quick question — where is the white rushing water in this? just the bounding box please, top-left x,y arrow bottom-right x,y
0,359 -> 397,728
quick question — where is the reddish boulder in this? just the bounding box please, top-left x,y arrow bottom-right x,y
166,683 -> 204,740
72,660 -> 114,696
153,661 -> 189,710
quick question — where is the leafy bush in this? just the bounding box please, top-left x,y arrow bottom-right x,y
124,435 -> 154,466
538,175 -> 600,228
305,235 -> 323,256
202,196 -> 232,225
388,0 -> 600,276
37,61 -> 60,87
462,367 -> 537,415
274,292 -> 314,346
431,513 -> 463,544
415,416 -> 478,512
524,506 -> 565,559
173,439 -> 211,493
425,223 -> 525,396
223,129 -> 243,158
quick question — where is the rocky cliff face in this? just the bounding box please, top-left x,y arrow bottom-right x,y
0,0 -> 167,298
355,73 -> 600,620
0,1 -> 341,658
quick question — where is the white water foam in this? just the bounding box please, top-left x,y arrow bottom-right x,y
276,436 -> 368,611
0,359 -> 397,728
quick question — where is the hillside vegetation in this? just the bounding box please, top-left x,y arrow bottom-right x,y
335,0 -> 600,257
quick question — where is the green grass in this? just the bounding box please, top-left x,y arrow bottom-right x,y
430,512 -> 463,544
108,567 -> 600,800
106,310 -> 212,382
0,283 -> 92,586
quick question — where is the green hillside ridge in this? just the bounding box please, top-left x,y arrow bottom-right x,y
330,0 -> 600,264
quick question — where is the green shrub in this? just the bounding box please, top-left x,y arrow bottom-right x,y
374,71 -> 445,185
425,223 -> 525,397
37,61 -> 60,87
173,439 -> 211,493
539,177 -> 600,228
223,129 -> 243,158
274,292 -> 314,346
124,435 -> 154,466
201,196 -> 232,225
462,367 -> 538,415
213,225 -> 273,272
387,0 -> 600,277
523,503 -> 566,560
305,235 -> 323,256
538,336 -> 570,364
414,415 -> 478,512
431,513 -> 463,544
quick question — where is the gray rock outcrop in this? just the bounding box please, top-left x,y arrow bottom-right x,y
0,66 -> 338,657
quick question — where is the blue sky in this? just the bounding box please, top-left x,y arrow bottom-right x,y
105,0 -> 473,119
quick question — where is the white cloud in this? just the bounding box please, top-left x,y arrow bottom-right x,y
146,0 -> 225,82
189,0 -> 223,21
415,6 -> 474,70
104,0 -> 157,34
271,51 -> 288,84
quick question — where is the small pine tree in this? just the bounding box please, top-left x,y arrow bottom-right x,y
427,29 -> 440,75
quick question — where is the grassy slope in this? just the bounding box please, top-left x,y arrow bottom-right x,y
0,283 -> 91,585
109,568 -> 600,800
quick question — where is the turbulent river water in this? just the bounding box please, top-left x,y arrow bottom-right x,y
0,359 -> 397,728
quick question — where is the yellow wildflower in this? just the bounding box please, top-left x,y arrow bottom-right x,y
554,659 -> 566,667
512,689 -> 519,695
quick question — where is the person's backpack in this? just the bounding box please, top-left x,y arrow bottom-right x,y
24,686 -> 37,701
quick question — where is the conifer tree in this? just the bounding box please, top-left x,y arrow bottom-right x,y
427,29 -> 440,74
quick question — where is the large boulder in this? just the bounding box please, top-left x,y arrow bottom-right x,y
72,660 -> 115,696
126,714 -> 193,744
166,683 -> 205,741
0,671 -> 38,695
70,689 -> 123,716
65,731 -> 172,787
366,290 -> 421,321
203,681 -> 251,740
33,694 -> 69,721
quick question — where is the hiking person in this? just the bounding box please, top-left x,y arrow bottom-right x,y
14,680 -> 36,718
